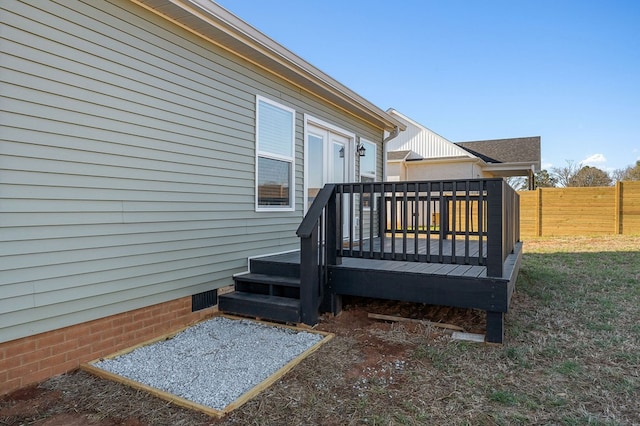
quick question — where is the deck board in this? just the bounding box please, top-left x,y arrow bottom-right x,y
337,257 -> 487,278
253,239 -> 495,279
252,237 -> 497,281
349,236 -> 487,264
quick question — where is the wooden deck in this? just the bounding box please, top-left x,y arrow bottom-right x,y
220,179 -> 522,343
237,238 -> 522,343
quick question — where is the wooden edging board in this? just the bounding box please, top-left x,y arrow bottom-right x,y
367,312 -> 465,332
80,314 -> 334,418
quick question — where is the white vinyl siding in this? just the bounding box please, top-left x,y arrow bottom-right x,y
0,0 -> 385,343
256,96 -> 295,210
386,110 -> 472,159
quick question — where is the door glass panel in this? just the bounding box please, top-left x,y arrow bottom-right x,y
307,134 -> 324,206
331,142 -> 345,183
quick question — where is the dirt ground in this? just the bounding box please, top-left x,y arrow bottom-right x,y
0,298 -> 484,426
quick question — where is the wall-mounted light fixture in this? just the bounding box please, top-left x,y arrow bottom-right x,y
339,146 -> 344,158
357,143 -> 366,157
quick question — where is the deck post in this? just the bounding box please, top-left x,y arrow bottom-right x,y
486,179 -> 504,277
486,311 -> 504,343
300,227 -> 319,326
327,186 -> 339,266
321,191 -> 342,315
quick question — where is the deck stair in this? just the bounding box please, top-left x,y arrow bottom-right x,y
218,252 -> 302,323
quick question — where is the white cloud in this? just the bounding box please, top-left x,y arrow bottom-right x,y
540,158 -> 553,170
581,153 -> 606,166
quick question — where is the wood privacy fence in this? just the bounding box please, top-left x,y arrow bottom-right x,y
518,181 -> 640,238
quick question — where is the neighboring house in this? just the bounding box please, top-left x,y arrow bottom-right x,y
385,109 -> 540,188
0,0 -> 404,394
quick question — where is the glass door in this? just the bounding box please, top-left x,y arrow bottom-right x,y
306,125 -> 352,209
306,131 -> 324,207
305,124 -> 353,237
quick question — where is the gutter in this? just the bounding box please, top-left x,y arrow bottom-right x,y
382,126 -> 403,180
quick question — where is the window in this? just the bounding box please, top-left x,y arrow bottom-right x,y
256,96 -> 295,211
359,139 -> 377,209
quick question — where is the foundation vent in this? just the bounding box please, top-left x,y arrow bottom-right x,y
192,289 -> 218,312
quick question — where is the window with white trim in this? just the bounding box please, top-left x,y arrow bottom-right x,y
256,96 -> 295,211
359,139 -> 377,209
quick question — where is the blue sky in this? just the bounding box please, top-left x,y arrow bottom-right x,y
215,0 -> 640,173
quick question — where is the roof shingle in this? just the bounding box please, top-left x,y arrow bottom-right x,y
455,137 -> 541,170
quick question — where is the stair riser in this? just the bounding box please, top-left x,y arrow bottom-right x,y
249,259 -> 299,278
235,281 -> 300,299
218,296 -> 300,323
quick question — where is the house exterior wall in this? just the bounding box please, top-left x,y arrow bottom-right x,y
386,162 -> 405,181
399,161 -> 492,181
1,0 -> 384,353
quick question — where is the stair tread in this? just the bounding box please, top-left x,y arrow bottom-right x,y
235,273 -> 300,287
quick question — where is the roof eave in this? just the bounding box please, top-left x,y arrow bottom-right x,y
482,162 -> 538,176
131,0 -> 405,132
405,156 -> 483,165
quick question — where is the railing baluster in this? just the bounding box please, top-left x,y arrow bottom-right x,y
337,185 -> 343,256
426,181 -> 432,262
438,182 -> 444,263
402,183 -> 408,261
327,186 -> 338,268
464,180 -> 470,264
358,183 -> 364,257
414,182 -> 419,260
391,183 -> 397,260
369,181 -> 374,258
318,209 -> 325,300
348,184 -> 354,256
379,183 -> 385,260
478,182 -> 484,265
451,183 -> 457,263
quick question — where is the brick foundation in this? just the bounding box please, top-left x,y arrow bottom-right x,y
0,296 -> 216,396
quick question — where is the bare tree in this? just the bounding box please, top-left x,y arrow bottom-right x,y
506,176 -> 527,191
551,161 -> 581,187
613,160 -> 640,181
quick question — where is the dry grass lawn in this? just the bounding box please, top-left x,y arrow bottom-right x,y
2,235 -> 639,425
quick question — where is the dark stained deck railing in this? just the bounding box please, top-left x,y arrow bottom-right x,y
296,184 -> 337,326
296,178 -> 520,324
